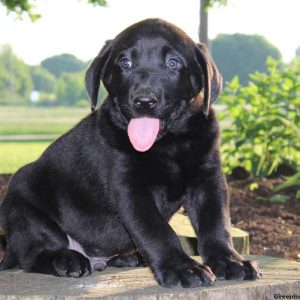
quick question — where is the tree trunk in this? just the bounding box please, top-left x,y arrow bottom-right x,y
199,0 -> 210,50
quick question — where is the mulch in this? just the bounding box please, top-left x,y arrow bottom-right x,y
228,176 -> 300,261
0,173 -> 299,261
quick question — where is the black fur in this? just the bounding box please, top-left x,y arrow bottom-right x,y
0,19 -> 261,287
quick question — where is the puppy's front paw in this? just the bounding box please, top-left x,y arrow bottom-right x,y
155,258 -> 216,288
206,257 -> 262,281
51,249 -> 91,278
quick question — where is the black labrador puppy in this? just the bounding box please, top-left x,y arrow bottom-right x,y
0,19 -> 261,288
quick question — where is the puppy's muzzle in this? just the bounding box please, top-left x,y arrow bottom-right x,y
133,93 -> 158,110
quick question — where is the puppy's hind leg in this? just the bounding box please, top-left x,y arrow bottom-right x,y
31,248 -> 91,277
1,199 -> 91,277
0,244 -> 19,271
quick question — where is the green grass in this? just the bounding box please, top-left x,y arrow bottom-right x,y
0,106 -> 90,173
0,141 -> 50,174
0,106 -> 89,135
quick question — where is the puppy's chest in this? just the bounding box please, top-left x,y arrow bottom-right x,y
136,155 -> 189,199
138,155 -> 181,182
136,157 -> 185,217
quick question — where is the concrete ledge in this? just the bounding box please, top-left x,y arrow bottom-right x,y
0,255 -> 299,299
169,212 -> 250,255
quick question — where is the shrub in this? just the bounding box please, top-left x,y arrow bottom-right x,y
219,58 -> 300,177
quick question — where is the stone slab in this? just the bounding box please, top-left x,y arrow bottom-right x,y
0,255 -> 299,299
169,212 -> 250,255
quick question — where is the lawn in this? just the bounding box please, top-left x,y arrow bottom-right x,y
0,106 -> 90,173
0,106 -> 89,135
0,141 -> 50,174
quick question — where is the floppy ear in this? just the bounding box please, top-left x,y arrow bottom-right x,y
85,40 -> 113,111
194,43 -> 223,117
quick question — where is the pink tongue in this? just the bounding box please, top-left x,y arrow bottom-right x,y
127,117 -> 160,152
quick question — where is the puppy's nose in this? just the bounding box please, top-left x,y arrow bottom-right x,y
134,95 -> 158,109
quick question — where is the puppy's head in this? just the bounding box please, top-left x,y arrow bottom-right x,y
86,19 -> 222,151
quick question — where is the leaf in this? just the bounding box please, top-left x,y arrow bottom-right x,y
275,173 -> 300,191
269,194 -> 290,203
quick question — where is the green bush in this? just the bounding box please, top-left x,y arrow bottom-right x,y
219,58 -> 300,177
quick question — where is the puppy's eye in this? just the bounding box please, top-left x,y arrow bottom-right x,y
119,57 -> 132,69
166,58 -> 182,71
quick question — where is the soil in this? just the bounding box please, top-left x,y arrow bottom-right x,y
0,173 -> 299,261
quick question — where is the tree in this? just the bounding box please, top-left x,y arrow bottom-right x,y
296,45 -> 300,59
0,0 -> 107,20
56,70 -> 107,106
30,65 -> 56,93
199,0 -> 228,47
212,33 -> 282,85
0,45 -> 33,104
56,72 -> 87,106
41,54 -> 86,77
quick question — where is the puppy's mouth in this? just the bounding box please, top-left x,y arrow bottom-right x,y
126,99 -> 188,152
127,117 -> 160,152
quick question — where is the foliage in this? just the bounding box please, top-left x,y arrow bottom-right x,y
56,72 -> 87,106
30,65 -> 56,93
220,58 -> 300,177
275,172 -> 300,199
204,0 -> 227,9
212,33 -> 281,85
296,45 -> 300,59
86,0 -> 107,6
0,0 -> 40,20
41,54 -> 86,77
0,44 -> 33,105
0,0 -> 107,21
269,194 -> 291,203
0,45 -> 108,106
39,54 -> 90,105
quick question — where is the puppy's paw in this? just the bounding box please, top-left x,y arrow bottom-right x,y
107,252 -> 145,268
206,257 -> 262,281
155,258 -> 216,288
51,249 -> 91,278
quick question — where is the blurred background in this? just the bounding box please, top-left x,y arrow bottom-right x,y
0,0 -> 300,260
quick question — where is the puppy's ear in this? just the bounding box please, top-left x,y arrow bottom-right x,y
85,40 -> 113,111
194,43 -> 223,117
